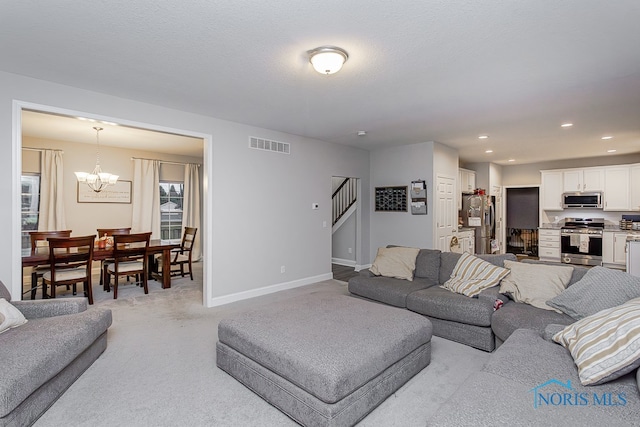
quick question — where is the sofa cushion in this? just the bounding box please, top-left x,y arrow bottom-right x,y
442,253 -> 510,297
370,247 -> 420,281
0,299 -> 27,334
491,300 -> 575,343
0,281 -> 11,302
547,266 -> 640,319
348,275 -> 436,308
428,328 -> 640,426
407,286 -> 494,327
413,249 -> 441,282
499,260 -> 573,312
553,297 -> 640,386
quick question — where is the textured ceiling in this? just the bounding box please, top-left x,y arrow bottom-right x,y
2,1 -> 640,164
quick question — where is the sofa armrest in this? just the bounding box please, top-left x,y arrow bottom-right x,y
12,298 -> 88,319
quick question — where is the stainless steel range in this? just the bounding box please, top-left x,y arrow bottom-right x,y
560,218 -> 604,266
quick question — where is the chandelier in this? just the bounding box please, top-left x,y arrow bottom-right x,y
74,127 -> 118,193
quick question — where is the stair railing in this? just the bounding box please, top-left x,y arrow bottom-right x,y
332,178 -> 357,226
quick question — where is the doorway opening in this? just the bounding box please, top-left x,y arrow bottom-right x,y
505,187 -> 540,259
13,102 -> 211,304
331,176 -> 360,282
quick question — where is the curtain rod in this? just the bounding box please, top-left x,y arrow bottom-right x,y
22,147 -> 64,153
130,156 -> 201,166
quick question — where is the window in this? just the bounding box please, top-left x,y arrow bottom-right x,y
21,174 -> 40,250
160,182 -> 184,241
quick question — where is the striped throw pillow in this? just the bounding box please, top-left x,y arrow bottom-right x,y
553,297 -> 640,386
442,252 -> 510,297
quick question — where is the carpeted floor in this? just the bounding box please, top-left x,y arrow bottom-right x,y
33,263 -> 490,426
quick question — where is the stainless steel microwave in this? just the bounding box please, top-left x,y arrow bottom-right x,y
562,192 -> 603,209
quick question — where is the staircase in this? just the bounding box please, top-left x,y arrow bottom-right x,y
332,178 -> 357,227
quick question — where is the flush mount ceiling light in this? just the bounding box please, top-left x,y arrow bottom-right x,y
478,135 -> 489,140
561,123 -> 573,128
308,46 -> 349,75
602,135 -> 613,140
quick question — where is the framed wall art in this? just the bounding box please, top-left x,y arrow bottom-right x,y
77,180 -> 132,204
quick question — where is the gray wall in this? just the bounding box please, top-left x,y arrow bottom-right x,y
1,71 -> 371,306
332,212 -> 356,263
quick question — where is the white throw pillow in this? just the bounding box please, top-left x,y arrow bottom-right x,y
442,252 -> 510,297
499,260 -> 573,312
553,297 -> 640,386
369,247 -> 420,281
0,298 -> 28,334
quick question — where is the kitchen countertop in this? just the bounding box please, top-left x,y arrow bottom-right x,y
458,227 -> 475,232
539,223 -> 562,230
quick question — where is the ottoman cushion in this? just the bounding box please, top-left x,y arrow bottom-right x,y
217,293 -> 432,425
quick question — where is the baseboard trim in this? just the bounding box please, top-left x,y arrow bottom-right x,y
331,257 -> 356,267
207,273 -> 334,307
355,264 -> 371,272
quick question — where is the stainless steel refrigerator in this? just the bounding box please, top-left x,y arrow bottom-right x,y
461,193 -> 496,254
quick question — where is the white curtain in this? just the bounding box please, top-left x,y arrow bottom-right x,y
182,163 -> 202,260
38,150 -> 67,231
131,159 -> 161,238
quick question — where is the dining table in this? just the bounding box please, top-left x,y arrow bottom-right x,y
22,239 -> 181,290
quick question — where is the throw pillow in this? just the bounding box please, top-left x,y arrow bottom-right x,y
546,266 -> 640,319
369,247 -> 420,281
0,298 -> 28,334
442,252 -> 510,297
553,297 -> 640,386
499,260 -> 573,312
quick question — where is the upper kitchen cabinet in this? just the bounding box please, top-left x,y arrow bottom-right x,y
631,165 -> 640,211
541,171 -> 563,210
563,168 -> 604,193
604,166 -> 630,211
459,168 -> 476,193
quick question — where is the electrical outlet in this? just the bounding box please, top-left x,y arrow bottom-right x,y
348,247 -> 352,254
280,266 -> 286,274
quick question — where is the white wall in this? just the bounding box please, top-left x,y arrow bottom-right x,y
1,71 -> 370,306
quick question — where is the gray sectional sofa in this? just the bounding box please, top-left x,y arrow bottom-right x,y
349,247 -> 640,425
348,249 -> 517,351
0,280 -> 112,427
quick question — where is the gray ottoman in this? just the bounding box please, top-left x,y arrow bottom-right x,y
216,293 -> 432,426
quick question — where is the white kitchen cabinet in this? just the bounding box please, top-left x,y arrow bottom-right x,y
604,166 -> 630,211
538,228 -> 561,262
459,168 -> 476,193
631,165 -> 640,211
541,171 -> 563,210
563,168 -> 604,192
603,231 -> 628,269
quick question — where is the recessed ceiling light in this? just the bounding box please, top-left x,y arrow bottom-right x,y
602,136 -> 613,140
607,149 -> 617,153
561,123 -> 573,128
508,159 -> 515,162
478,135 -> 489,140
485,149 -> 493,154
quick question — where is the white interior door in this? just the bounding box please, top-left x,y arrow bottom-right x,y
436,175 -> 456,252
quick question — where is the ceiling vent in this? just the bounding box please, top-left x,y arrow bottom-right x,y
249,136 -> 290,155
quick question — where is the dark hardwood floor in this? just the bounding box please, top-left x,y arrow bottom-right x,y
332,263 -> 359,282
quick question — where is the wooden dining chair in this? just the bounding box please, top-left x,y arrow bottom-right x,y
96,227 -> 132,289
42,235 -> 95,305
105,232 -> 152,299
159,227 -> 198,280
28,230 -> 72,299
